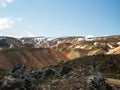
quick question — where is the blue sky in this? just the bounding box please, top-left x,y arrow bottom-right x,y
0,0 -> 120,37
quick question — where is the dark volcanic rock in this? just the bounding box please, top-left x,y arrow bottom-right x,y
44,68 -> 55,77
11,63 -> 26,78
86,65 -> 113,90
0,62 -> 116,90
60,66 -> 72,76
1,76 -> 24,90
1,64 -> 35,90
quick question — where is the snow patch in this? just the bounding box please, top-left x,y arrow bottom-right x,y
0,37 -> 6,40
107,43 -> 113,49
94,42 -> 98,46
77,38 -> 85,41
75,45 -> 84,49
85,35 -> 96,41
116,42 -> 120,45
47,38 -> 56,41
57,41 -> 61,44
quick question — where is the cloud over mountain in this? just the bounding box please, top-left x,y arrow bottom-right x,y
0,17 -> 15,30
0,17 -> 23,30
25,31 -> 35,37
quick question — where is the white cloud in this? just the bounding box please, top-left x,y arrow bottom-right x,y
0,17 -> 15,30
6,0 -> 13,3
0,0 -> 13,8
0,17 -> 23,30
25,31 -> 34,37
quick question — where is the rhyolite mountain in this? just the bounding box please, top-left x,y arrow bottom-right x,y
1,35 -> 120,66
1,35 -> 120,58
19,35 -> 120,59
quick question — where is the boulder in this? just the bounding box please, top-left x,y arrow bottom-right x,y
60,66 -> 72,76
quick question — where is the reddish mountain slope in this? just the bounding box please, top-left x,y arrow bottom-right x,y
0,48 -> 68,69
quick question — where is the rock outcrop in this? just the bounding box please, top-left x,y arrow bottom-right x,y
0,62 -> 115,90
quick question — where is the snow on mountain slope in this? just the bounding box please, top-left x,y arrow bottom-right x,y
1,35 -> 120,60
19,35 -> 120,59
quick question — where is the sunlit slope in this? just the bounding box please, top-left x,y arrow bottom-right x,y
0,48 -> 68,69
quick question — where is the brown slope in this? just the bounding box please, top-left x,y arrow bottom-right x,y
106,78 -> 120,88
0,48 -> 68,69
106,46 -> 120,54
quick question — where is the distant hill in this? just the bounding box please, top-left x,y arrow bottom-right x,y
0,36 -> 23,49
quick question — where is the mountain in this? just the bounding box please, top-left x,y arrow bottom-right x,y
1,35 -> 120,61
1,35 -> 120,66
0,35 -> 120,89
20,36 -> 67,48
0,36 -> 23,49
0,48 -> 68,69
19,35 -> 120,59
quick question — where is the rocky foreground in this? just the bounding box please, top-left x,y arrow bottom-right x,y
0,61 -> 119,90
